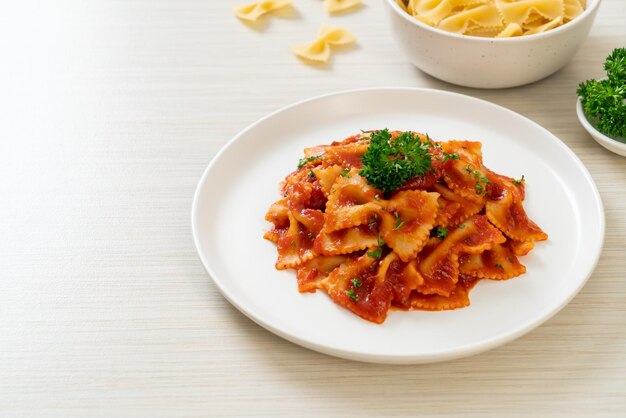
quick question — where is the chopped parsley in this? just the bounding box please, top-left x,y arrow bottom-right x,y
440,152 -> 460,162
345,289 -> 358,302
340,168 -> 351,178
351,278 -> 362,288
374,194 -> 381,201
359,129 -> 433,192
465,165 -> 490,195
367,235 -> 385,259
297,155 -> 319,169
367,247 -> 383,259
512,175 -> 525,186
433,226 -> 448,239
393,211 -> 405,230
476,176 -> 490,194
308,170 -> 315,178
495,263 -> 504,269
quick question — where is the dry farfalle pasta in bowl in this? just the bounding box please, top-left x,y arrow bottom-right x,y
384,0 -> 601,88
399,0 -> 586,38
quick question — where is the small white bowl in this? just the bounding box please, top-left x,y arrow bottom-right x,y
383,0 -> 602,89
576,98 -> 626,157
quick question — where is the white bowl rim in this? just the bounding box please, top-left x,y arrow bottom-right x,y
576,97 -> 626,153
385,0 -> 602,43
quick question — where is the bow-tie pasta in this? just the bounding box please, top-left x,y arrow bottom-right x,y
324,0 -> 362,14
292,24 -> 356,63
402,0 -> 585,37
234,0 -> 292,21
264,130 -> 547,323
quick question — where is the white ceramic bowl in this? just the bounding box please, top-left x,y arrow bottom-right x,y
576,98 -> 626,157
383,0 -> 602,88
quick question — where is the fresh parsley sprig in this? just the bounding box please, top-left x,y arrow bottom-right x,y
577,48 -> 626,139
359,129 -> 433,192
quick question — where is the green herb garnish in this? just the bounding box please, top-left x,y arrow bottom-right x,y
367,247 -> 383,259
475,176 -> 490,194
512,175 -> 525,186
393,211 -> 405,230
340,168 -> 351,178
465,165 -> 489,195
351,278 -> 362,288
359,129 -> 433,192
495,263 -> 504,269
367,235 -> 385,259
433,226 -> 448,239
577,48 -> 626,139
297,155 -> 319,168
345,289 -> 358,302
441,152 -> 460,162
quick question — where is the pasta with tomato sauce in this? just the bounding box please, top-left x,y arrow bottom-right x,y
264,130 -> 547,323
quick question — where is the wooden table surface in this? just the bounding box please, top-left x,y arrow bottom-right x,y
1,1 -> 625,417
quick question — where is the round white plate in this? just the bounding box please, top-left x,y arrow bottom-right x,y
192,88 -> 604,364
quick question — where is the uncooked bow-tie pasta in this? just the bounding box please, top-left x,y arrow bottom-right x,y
292,24 -> 356,63
400,0 -> 585,37
264,130 -> 548,323
324,0 -> 362,14
234,0 -> 292,22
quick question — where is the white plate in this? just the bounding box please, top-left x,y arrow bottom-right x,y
192,88 -> 604,364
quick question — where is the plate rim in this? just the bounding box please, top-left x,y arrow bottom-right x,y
191,87 -> 606,364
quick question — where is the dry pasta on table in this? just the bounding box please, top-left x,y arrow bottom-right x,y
398,0 -> 586,37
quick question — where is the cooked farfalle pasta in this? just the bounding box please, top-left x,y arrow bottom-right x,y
264,130 -> 548,323
234,0 -> 292,22
292,24 -> 356,63
401,0 -> 585,37
324,0 -> 362,14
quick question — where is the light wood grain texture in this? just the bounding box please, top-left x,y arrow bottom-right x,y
1,1 -> 625,417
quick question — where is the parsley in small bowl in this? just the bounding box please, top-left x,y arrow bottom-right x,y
576,48 -> 626,156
